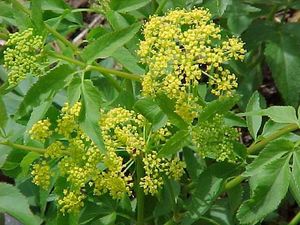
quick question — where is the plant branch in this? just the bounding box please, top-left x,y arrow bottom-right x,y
247,123 -> 299,154
48,51 -> 142,81
288,211 -> 300,225
45,24 -> 78,53
86,65 -> 141,81
0,141 -> 45,154
47,51 -> 85,67
224,123 -> 299,191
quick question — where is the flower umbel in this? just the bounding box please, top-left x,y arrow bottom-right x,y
29,119 -> 52,142
4,28 -> 44,85
138,8 -> 246,121
192,114 -> 240,162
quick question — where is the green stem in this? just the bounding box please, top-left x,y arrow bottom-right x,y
0,141 -> 45,154
48,51 -> 85,67
44,24 -> 78,53
87,65 -> 141,81
48,51 -> 141,81
224,123 -> 299,191
288,211 -> 300,225
247,123 -> 299,154
224,175 -> 244,191
136,156 -> 145,225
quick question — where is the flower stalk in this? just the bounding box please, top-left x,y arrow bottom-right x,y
48,51 -> 142,81
0,141 -> 45,154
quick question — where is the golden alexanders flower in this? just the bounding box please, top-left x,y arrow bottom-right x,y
140,151 -> 185,195
29,119 -> 52,142
30,104 -> 186,213
138,8 -> 246,121
100,107 -> 145,157
4,28 -> 44,85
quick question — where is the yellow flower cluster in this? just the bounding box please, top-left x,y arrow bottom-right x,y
152,122 -> 172,143
30,104 -> 187,213
138,8 -> 246,121
58,190 -> 85,215
4,28 -> 44,85
192,114 -> 239,162
31,160 -> 51,189
100,107 -> 145,156
30,103 -> 138,213
93,150 -> 133,199
29,119 -> 52,142
44,141 -> 64,159
140,151 -> 185,195
30,102 -> 100,213
56,102 -> 82,138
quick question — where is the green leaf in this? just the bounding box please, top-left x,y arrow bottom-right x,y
0,143 -> 10,169
265,33 -> 300,106
0,97 -> 8,132
79,200 -> 116,224
111,47 -> 145,74
227,184 -> 243,214
91,212 -> 116,225
263,106 -> 299,125
0,182 -> 40,225
57,213 -> 79,225
134,97 -> 167,131
40,0 -> 69,11
290,151 -> 300,206
224,112 -> 247,127
246,91 -> 262,140
244,139 -> 293,177
155,94 -> 188,129
15,65 -> 73,119
0,2 -> 16,25
19,152 -> 40,178
67,76 -> 82,106
242,20 -> 278,50
106,10 -> 130,30
158,130 -> 189,157
198,95 -> 239,123
202,0 -> 232,17
81,23 -> 140,63
226,0 -> 260,35
11,0 -> 32,30
31,0 -> 44,32
110,0 -> 151,13
182,163 -> 236,225
237,156 -> 291,224
154,180 -> 180,218
80,80 -> 105,152
183,148 -> 205,180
